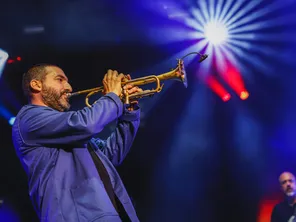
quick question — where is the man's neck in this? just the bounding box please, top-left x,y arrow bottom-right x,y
30,97 -> 47,107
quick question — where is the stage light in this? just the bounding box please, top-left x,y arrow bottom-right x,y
206,76 -> 231,102
204,21 -> 228,46
0,49 -> 8,78
222,93 -> 231,102
5,56 -> 22,64
218,62 -> 249,100
9,117 -> 16,126
0,106 -> 15,126
240,91 -> 249,100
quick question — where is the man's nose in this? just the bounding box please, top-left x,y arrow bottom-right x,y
65,82 -> 73,92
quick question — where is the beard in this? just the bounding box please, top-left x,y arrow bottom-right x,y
285,187 -> 295,197
286,191 -> 295,197
41,84 -> 70,112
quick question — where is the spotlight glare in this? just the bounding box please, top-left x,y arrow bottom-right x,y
204,21 -> 228,46
206,76 -> 231,102
0,48 -> 9,78
7,59 -> 14,64
9,117 -> 16,126
222,93 -> 231,102
240,91 -> 249,100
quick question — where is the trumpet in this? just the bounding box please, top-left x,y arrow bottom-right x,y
68,52 -> 208,107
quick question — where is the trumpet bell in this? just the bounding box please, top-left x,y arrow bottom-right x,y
177,59 -> 187,88
159,59 -> 187,88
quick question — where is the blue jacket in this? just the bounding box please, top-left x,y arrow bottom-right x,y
12,92 -> 140,222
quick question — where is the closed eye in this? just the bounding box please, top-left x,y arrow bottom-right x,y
55,76 -> 67,83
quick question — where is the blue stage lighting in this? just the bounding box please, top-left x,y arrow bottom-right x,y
9,117 -> 16,126
204,21 -> 228,46
0,48 -> 8,78
0,106 -> 15,126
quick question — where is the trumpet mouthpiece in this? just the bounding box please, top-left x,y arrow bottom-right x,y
66,93 -> 73,98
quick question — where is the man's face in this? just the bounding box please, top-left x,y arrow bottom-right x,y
40,66 -> 72,112
279,172 -> 296,197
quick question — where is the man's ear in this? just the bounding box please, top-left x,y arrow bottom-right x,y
30,79 -> 42,92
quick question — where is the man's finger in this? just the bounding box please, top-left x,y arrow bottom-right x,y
123,84 -> 134,90
117,73 -> 125,81
107,69 -> 113,80
127,87 -> 142,94
112,70 -> 118,80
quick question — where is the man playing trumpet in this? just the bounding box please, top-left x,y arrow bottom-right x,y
12,64 -> 142,222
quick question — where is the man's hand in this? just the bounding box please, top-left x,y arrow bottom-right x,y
102,70 -> 125,97
122,74 -> 143,111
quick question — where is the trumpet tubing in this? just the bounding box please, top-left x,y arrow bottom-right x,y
69,57 -> 192,107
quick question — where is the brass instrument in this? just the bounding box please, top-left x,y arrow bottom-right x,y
68,52 -> 208,107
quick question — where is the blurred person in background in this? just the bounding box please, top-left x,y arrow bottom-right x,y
271,171 -> 296,222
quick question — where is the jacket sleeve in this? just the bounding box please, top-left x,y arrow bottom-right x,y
88,105 -> 140,166
18,93 -> 123,146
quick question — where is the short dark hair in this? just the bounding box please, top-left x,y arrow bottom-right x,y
22,63 -> 57,98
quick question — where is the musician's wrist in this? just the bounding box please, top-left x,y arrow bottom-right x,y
126,101 -> 139,111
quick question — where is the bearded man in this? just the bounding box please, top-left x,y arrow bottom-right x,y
12,64 -> 142,222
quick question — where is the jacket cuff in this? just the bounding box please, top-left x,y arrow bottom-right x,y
104,92 -> 123,117
119,105 -> 141,122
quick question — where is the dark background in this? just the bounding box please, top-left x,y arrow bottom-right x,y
1,0 -> 296,221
